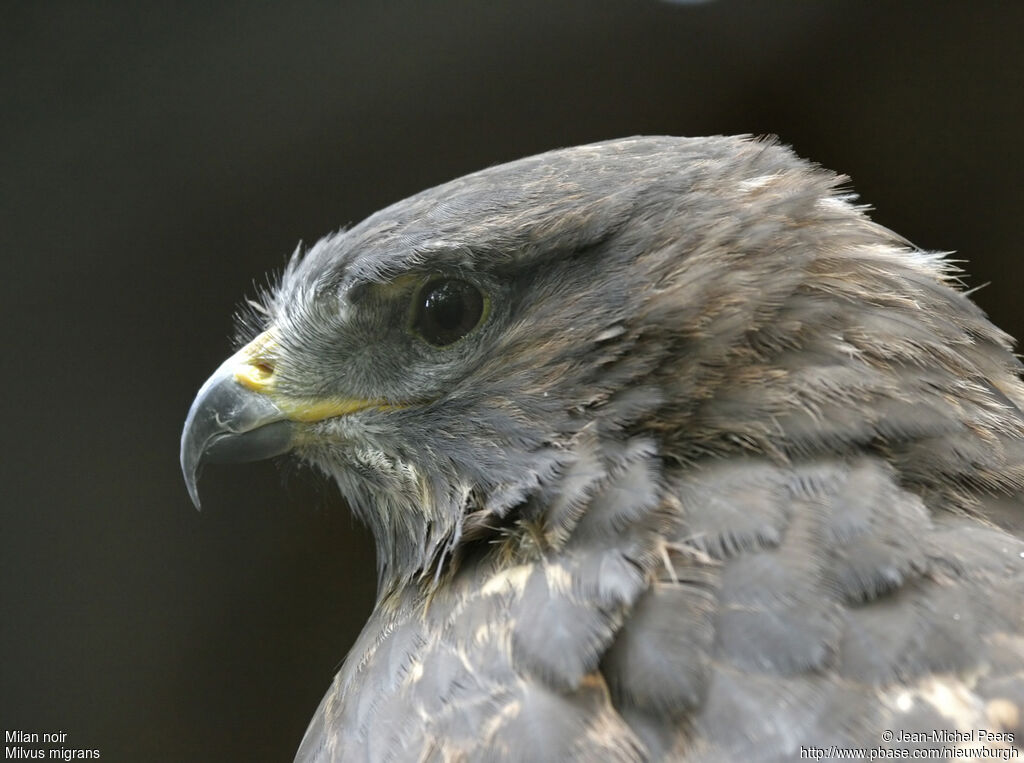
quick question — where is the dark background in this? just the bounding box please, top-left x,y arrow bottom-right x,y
2,2 -> 1022,760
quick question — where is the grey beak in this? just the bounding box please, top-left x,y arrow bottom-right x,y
180,351 -> 295,510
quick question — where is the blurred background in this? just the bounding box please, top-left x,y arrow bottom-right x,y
2,2 -> 1022,760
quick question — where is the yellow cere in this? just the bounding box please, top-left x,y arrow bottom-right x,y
232,330 -> 404,422
233,330 -> 282,393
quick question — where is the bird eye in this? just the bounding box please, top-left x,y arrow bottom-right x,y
411,277 -> 487,346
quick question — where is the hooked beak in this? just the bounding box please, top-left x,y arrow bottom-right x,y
181,330 -> 403,510
180,332 -> 294,510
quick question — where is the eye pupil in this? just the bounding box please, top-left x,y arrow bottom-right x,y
413,278 -> 485,346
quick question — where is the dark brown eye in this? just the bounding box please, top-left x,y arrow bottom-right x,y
412,278 -> 487,346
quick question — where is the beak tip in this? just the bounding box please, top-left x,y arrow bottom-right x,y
187,481 -> 203,512
181,448 -> 203,511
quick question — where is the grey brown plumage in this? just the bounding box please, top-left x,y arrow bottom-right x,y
181,136 -> 1024,761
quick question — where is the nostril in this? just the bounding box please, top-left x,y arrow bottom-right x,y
253,361 -> 274,378
235,358 -> 277,392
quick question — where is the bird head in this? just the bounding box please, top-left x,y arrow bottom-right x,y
181,135 -> 1022,587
